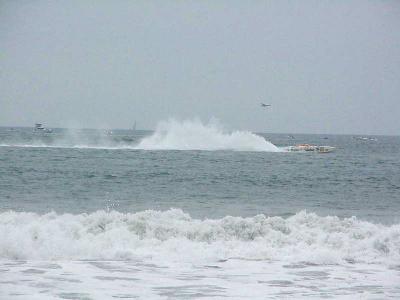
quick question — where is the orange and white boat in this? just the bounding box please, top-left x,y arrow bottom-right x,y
287,144 -> 335,153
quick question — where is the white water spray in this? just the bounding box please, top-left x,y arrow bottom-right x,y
136,119 -> 281,152
0,119 -> 281,152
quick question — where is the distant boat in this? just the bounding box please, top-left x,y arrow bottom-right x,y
354,136 -> 377,142
35,123 -> 45,130
34,123 -> 52,133
132,121 -> 137,131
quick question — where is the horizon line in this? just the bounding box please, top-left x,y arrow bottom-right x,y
0,125 -> 398,137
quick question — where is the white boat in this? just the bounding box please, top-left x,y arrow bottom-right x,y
354,136 -> 377,142
34,123 -> 52,133
35,123 -> 45,130
287,144 -> 335,153
317,145 -> 335,153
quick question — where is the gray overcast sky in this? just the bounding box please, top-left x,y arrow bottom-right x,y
1,1 -> 399,135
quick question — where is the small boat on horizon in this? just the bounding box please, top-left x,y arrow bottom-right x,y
34,123 -> 52,133
354,136 -> 377,142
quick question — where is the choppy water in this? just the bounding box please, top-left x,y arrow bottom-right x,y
1,121 -> 399,299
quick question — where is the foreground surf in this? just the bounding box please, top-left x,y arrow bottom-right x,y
1,209 -> 397,265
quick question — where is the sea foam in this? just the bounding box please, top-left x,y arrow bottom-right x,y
1,209 -> 398,265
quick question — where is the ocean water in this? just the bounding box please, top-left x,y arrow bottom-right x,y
0,120 -> 399,299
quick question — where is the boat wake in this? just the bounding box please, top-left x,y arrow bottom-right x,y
0,119 -> 281,152
135,119 -> 281,151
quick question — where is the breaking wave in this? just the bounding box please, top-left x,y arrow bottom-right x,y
1,209 -> 398,265
135,119 -> 280,151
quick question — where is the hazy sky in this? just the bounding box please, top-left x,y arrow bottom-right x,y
1,1 -> 399,135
